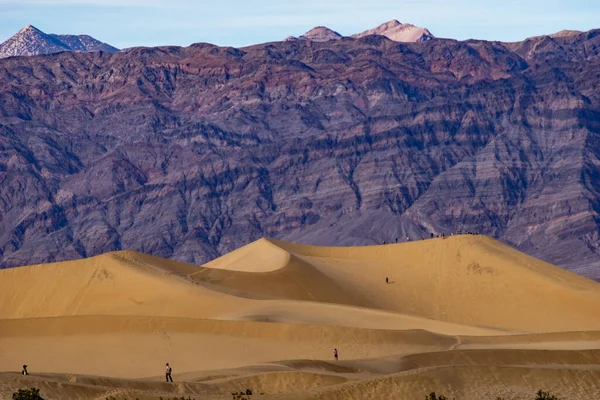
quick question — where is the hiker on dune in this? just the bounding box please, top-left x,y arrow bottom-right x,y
165,363 -> 173,382
22,365 -> 28,375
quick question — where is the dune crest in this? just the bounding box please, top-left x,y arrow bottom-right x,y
202,238 -> 291,272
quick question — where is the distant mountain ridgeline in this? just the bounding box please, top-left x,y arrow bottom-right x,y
0,20 -> 430,59
0,25 -> 118,58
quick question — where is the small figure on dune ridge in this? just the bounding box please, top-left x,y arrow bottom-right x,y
386,277 -> 389,284
165,362 -> 173,382
22,364 -> 28,375
334,348 -> 338,361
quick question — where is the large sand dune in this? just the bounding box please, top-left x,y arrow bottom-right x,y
1,235 -> 600,399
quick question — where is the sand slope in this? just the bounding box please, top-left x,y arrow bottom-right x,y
269,236 -> 600,332
1,235 -> 600,399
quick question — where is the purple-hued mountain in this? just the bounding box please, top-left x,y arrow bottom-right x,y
0,28 -> 600,280
0,25 -> 118,59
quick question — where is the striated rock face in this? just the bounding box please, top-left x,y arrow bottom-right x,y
1,32 -> 600,279
352,20 -> 434,42
0,25 -> 118,58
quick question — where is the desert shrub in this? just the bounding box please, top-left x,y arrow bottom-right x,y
158,397 -> 195,400
423,390 -> 559,400
231,389 -> 263,399
425,393 -> 448,400
12,388 -> 44,400
535,390 -> 560,400
105,397 -> 141,400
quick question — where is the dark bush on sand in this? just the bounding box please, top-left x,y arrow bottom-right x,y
12,388 -> 44,400
425,390 -> 561,400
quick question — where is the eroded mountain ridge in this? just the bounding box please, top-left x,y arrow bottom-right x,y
1,31 -> 599,279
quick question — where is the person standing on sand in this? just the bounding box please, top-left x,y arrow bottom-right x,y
165,363 -> 173,382
22,365 -> 28,375
386,277 -> 389,284
334,348 -> 338,361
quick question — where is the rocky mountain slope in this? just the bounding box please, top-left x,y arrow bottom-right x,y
1,31 -> 600,279
352,20 -> 434,42
49,33 -> 119,53
285,26 -> 343,42
0,25 -> 118,58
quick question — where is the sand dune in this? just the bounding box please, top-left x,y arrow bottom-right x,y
0,316 -> 458,378
270,236 -> 600,332
1,235 -> 600,399
312,365 -> 600,400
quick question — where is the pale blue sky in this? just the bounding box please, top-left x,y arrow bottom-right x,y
1,0 -> 599,49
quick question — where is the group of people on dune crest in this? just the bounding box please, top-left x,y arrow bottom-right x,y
382,231 -> 480,245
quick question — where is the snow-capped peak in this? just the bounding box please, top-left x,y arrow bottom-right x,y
284,20 -> 434,44
18,24 -> 41,34
286,26 -> 343,43
352,20 -> 434,43
0,25 -> 119,59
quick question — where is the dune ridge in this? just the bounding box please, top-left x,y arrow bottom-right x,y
1,235 -> 600,399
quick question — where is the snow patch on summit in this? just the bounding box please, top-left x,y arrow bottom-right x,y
285,26 -> 343,43
352,20 -> 434,43
0,25 -> 119,59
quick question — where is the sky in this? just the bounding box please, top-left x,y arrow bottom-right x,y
0,0 -> 599,49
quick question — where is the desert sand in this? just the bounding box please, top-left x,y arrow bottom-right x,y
1,235 -> 600,399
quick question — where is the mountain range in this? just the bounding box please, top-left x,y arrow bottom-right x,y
284,20 -> 434,42
0,24 -> 600,280
1,20 -> 430,59
0,25 -> 119,58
